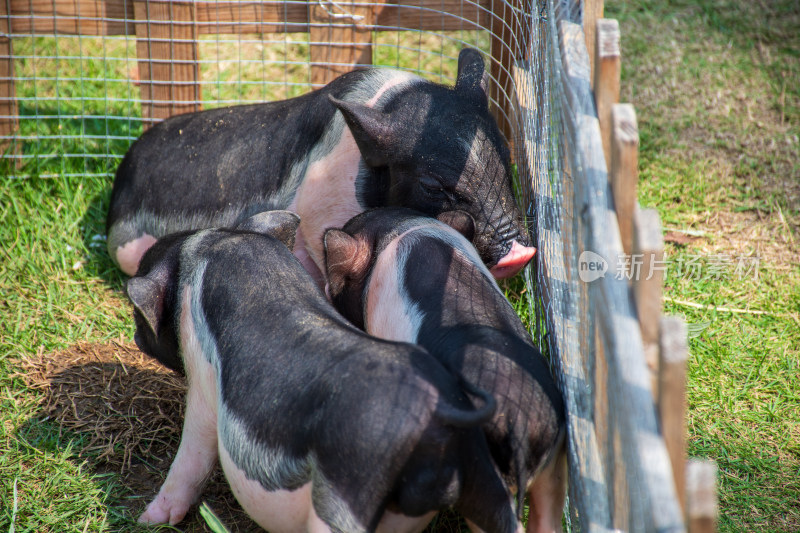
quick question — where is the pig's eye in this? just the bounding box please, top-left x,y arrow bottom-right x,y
419,174 -> 446,197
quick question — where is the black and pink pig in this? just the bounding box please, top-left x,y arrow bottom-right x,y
126,211 -> 522,533
107,48 -> 535,284
324,207 -> 567,533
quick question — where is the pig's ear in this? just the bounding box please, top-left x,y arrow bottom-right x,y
455,48 -> 489,107
437,210 -> 476,242
126,276 -> 166,337
323,228 -> 371,297
236,210 -> 300,250
329,95 -> 392,167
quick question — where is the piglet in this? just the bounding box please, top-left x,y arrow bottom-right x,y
324,207 -> 567,533
107,49 -> 535,283
126,210 -> 520,533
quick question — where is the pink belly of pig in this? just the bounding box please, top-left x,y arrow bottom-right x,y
218,447 -> 331,533
220,453 -> 436,533
220,437 -> 439,533
291,130 -> 362,278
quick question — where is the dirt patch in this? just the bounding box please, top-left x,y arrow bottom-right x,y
678,208 -> 799,269
20,341 -> 260,532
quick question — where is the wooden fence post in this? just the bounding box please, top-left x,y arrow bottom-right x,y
633,206 -> 665,391
583,0 -> 603,83
659,315 -> 689,512
609,103 -> 638,256
687,459 -> 718,533
0,0 -> 18,156
134,0 -> 201,127
593,18 -> 620,168
490,0 -> 518,146
309,0 -> 379,87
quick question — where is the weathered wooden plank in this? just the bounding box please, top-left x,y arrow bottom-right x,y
490,0 -> 517,144
582,0 -> 603,84
560,19 -> 686,532
610,103 -> 638,257
194,1 -> 309,34
558,20 -> 592,118
7,0 -> 494,36
134,0 -> 200,125
8,0 -> 134,35
659,316 -> 689,513
309,0 -> 379,87
197,0 -> 491,34
513,62 -> 614,533
376,0 -> 490,31
593,18 -> 619,168
1,0 -> 18,156
633,206 -> 664,392
686,460 -> 717,533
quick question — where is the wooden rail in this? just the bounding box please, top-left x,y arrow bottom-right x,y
511,6 -> 718,531
0,1 -> 719,530
0,0 -> 499,134
587,11 -> 719,532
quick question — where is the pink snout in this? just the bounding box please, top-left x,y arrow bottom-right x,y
489,241 -> 536,279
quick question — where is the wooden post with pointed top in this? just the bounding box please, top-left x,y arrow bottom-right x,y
594,18 -> 620,168
610,104 -> 638,257
583,0 -> 604,83
633,206 -> 664,393
659,315 -> 689,512
687,460 -> 718,533
490,0 -> 519,146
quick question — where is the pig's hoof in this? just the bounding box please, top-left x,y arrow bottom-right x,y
139,494 -> 191,526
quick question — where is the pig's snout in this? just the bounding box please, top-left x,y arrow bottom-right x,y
489,240 -> 536,279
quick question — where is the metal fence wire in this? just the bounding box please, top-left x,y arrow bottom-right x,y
0,0 -> 686,531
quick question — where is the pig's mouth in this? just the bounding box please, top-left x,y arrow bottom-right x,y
489,240 -> 536,279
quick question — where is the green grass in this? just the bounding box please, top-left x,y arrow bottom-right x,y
0,29 -> 496,533
608,0 -> 800,530
2,1 -> 799,531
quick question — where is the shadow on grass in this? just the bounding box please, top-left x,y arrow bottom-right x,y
1,101 -> 135,292
16,341 -> 259,532
15,341 -> 471,533
79,177 -> 130,292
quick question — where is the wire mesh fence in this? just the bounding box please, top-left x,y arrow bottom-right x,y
0,0 -> 688,530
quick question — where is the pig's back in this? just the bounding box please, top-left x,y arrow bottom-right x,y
194,231 -> 445,417
108,93 -> 334,228
107,68 -> 384,234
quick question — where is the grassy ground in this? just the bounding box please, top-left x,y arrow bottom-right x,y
1,1 -> 798,532
607,0 -> 800,530
0,31 -> 490,533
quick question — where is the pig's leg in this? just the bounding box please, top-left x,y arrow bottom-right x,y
139,378 -> 218,524
140,288 -> 219,525
115,233 -> 158,276
525,446 -> 567,533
